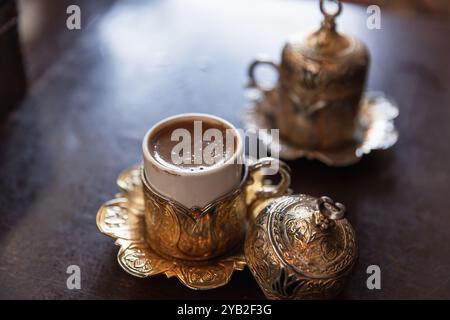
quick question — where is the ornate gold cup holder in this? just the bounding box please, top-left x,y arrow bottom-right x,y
242,88 -> 399,167
97,163 -> 358,298
97,165 -> 246,290
96,162 -> 289,290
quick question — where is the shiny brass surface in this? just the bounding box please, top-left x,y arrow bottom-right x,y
245,195 -> 357,300
97,160 -> 291,290
116,164 -> 145,216
242,88 -> 399,166
247,0 -> 371,150
142,169 -> 248,262
142,158 -> 291,261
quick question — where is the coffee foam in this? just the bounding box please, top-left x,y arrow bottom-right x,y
149,117 -> 237,173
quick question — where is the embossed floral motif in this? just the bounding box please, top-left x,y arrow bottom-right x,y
97,166 -> 246,290
245,195 -> 357,300
242,90 -> 399,166
271,267 -> 303,299
104,206 -> 128,228
123,248 -> 153,274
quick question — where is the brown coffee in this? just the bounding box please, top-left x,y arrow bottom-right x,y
149,117 -> 237,172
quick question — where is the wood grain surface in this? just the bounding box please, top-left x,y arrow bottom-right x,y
0,0 -> 449,299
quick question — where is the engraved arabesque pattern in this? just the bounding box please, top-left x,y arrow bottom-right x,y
96,165 -> 247,290
242,89 -> 399,166
142,175 -> 248,261
245,210 -> 282,290
245,195 -> 357,300
269,195 -> 356,277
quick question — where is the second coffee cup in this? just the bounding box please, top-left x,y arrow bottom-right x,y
248,0 -> 370,150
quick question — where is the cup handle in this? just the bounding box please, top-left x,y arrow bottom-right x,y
246,157 -> 291,203
247,59 -> 279,90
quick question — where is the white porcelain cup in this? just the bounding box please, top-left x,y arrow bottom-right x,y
142,113 -> 244,209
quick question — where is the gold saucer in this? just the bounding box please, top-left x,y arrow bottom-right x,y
96,165 -> 246,290
242,89 -> 399,166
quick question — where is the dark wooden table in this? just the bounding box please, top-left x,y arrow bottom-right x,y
1,0 -> 449,299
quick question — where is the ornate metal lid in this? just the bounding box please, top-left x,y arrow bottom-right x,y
245,194 -> 357,299
283,0 -> 368,62
269,195 -> 356,277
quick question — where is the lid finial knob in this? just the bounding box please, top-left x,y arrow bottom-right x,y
319,0 -> 343,31
318,196 -> 346,221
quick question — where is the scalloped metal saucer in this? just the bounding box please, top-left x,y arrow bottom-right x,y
242,88 -> 399,166
96,165 -> 246,290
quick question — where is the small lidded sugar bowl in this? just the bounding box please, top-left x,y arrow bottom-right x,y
245,195 -> 357,300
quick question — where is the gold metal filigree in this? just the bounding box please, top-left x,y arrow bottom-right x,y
142,169 -> 248,261
141,158 -> 290,262
247,0 -> 372,151
97,161 -> 291,290
245,195 -> 357,300
97,166 -> 247,290
242,88 -> 399,166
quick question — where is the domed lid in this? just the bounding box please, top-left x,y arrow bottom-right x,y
285,0 -> 366,61
254,194 -> 357,278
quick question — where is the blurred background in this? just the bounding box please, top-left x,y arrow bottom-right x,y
18,0 -> 450,84
2,0 -> 450,95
